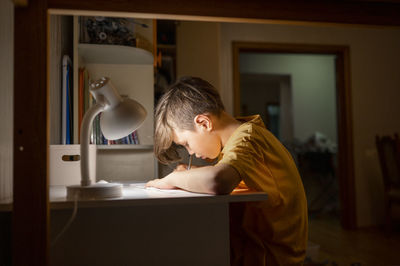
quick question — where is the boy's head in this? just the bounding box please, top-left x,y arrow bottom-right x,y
154,76 -> 225,164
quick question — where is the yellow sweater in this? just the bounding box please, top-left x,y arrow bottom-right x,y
217,115 -> 308,266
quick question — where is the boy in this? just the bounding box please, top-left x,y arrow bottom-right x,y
146,76 -> 308,265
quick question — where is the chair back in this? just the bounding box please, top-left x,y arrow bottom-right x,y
376,134 -> 400,189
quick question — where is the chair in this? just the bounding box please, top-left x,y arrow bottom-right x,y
376,134 -> 400,232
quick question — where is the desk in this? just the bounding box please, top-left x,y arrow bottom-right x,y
49,183 -> 267,266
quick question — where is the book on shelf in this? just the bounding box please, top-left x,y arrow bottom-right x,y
83,69 -> 91,118
62,55 -> 73,144
78,67 -> 84,142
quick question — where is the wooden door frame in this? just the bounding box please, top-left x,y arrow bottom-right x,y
232,42 -> 356,229
14,0 -> 400,265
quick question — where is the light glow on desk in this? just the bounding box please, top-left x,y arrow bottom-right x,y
49,182 -> 267,210
51,182 -> 210,201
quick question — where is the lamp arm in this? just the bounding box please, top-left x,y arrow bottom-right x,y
80,103 -> 105,186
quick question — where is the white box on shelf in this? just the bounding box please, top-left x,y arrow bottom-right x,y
50,145 -> 97,186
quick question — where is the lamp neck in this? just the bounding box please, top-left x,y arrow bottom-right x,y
80,103 -> 104,186
90,80 -> 123,110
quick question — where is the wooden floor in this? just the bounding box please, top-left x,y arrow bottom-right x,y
307,214 -> 400,266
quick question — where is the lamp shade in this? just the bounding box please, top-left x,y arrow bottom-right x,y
100,97 -> 147,140
90,77 -> 147,140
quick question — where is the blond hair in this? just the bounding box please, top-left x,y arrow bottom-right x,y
154,76 -> 225,164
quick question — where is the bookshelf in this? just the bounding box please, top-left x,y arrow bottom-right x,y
49,15 -> 157,183
74,43 -> 155,145
76,16 -> 156,181
78,43 -> 153,65
73,16 -> 155,146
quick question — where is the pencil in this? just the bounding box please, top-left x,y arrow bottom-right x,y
187,154 -> 193,170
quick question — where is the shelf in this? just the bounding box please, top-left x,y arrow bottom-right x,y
96,144 -> 153,150
78,43 -> 154,65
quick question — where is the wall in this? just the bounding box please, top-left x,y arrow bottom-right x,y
240,53 -> 337,143
176,21 -> 221,90
0,2 -> 13,264
219,22 -> 400,227
0,0 -> 14,201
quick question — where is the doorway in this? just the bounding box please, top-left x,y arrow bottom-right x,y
232,42 -> 356,229
240,73 -> 293,141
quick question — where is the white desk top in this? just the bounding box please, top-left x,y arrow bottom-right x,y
50,182 -> 268,209
0,182 -> 268,211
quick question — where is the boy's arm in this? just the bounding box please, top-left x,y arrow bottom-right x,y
146,163 -> 241,195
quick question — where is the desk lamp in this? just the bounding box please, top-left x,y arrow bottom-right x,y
67,77 -> 147,200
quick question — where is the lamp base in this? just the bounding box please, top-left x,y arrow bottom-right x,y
67,182 -> 123,201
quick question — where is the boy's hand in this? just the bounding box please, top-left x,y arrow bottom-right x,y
147,163 -> 240,194
145,178 -> 176,190
175,163 -> 199,172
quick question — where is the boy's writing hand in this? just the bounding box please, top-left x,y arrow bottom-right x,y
175,164 -> 199,172
175,164 -> 188,172
147,163 -> 241,195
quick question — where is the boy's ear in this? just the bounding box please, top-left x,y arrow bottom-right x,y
194,114 -> 213,132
